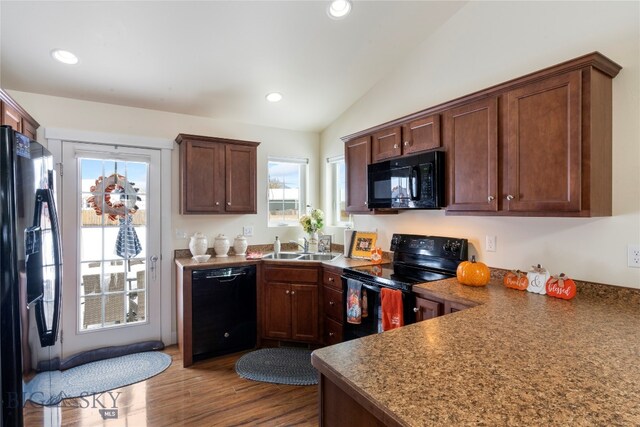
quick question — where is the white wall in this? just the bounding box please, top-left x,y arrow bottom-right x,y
9,90 -> 320,342
10,90 -> 320,248
320,1 -> 640,288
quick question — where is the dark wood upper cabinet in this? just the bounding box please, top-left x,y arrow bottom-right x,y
0,89 -> 39,138
371,126 -> 402,162
402,114 -> 441,155
345,136 -> 371,213
504,70 -> 581,213
225,144 -> 257,213
444,97 -> 498,212
341,52 -> 621,217
176,134 -> 259,215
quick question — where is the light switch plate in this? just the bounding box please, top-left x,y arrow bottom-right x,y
485,235 -> 496,252
628,244 -> 640,268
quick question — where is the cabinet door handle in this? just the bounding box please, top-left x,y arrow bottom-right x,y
413,307 -> 419,313
329,301 -> 335,306
404,141 -> 409,146
364,201 -> 368,206
328,332 -> 334,337
328,277 -> 334,282
285,290 -> 290,294
393,144 -> 398,149
506,195 -> 514,201
227,202 -> 231,206
487,196 -> 495,202
291,291 -> 295,295
215,202 -> 220,206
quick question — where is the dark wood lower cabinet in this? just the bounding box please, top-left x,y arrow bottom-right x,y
320,375 -> 387,427
323,317 -> 343,345
262,264 -> 320,344
415,296 -> 443,321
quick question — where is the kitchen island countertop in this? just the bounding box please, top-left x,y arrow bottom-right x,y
311,277 -> 640,426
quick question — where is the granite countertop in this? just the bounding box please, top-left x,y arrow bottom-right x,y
174,253 -> 375,270
311,277 -> 640,426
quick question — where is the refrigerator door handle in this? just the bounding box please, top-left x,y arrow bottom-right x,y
32,188 -> 63,347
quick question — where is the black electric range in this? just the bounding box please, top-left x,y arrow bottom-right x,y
342,233 -> 468,292
340,234 -> 468,340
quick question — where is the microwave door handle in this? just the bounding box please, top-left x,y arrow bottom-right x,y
410,167 -> 420,201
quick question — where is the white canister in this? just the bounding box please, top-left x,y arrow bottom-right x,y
214,234 -> 230,257
233,235 -> 248,256
189,232 -> 208,257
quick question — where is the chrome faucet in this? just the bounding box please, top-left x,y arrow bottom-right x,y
289,238 -> 310,254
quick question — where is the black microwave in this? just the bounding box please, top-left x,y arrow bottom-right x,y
367,150 -> 444,209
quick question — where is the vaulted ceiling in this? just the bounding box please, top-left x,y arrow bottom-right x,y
0,1 -> 466,132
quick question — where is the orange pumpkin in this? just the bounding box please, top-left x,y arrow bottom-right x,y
456,256 -> 490,286
503,270 -> 528,291
545,273 -> 577,300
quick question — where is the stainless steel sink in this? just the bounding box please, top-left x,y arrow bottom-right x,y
262,252 -> 303,260
262,252 -> 341,262
297,253 -> 340,261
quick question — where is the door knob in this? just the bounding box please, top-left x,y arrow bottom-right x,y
413,307 -> 419,313
506,195 -> 514,201
224,332 -> 230,338
329,301 -> 335,306
404,141 -> 409,146
215,202 -> 220,206
393,144 -> 398,149
285,290 -> 290,294
291,291 -> 295,295
227,202 -> 231,206
329,332 -> 334,337
487,196 -> 495,202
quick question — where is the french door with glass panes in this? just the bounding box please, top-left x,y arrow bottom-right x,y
60,142 -> 161,357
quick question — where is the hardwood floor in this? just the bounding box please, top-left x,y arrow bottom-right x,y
23,345 -> 319,426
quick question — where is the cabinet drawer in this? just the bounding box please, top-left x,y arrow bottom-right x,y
323,286 -> 343,322
323,269 -> 342,290
324,317 -> 343,346
264,266 -> 319,283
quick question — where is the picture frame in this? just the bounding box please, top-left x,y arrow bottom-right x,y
318,235 -> 332,253
348,231 -> 378,259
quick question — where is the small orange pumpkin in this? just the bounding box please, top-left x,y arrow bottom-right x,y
503,270 -> 528,291
545,273 -> 577,300
456,256 -> 490,287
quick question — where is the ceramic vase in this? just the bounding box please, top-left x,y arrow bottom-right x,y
214,234 -> 230,257
189,232 -> 208,257
233,235 -> 248,256
308,231 -> 319,253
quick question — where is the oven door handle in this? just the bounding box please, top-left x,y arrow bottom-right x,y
342,276 -> 382,293
361,282 -> 382,292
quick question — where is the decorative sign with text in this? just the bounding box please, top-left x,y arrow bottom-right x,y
526,264 -> 550,295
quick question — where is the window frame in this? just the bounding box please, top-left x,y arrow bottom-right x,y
267,156 -> 309,227
326,155 -> 349,227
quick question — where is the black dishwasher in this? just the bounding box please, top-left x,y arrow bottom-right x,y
191,265 -> 257,361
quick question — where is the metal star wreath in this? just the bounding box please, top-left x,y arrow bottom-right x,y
87,173 -> 140,222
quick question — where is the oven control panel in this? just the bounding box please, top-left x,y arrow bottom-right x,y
390,234 -> 468,261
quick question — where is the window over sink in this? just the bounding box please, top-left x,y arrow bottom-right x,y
268,157 -> 308,226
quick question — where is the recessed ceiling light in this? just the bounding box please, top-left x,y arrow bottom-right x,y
327,0 -> 352,19
266,92 -> 283,103
51,49 -> 79,65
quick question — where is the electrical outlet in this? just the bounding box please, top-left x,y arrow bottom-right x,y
243,226 -> 253,237
485,235 -> 497,252
175,229 -> 187,239
628,244 -> 640,268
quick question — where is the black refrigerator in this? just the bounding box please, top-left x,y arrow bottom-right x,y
1,125 -> 63,426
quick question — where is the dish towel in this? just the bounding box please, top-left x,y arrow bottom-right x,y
346,279 -> 362,324
381,288 -> 404,331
